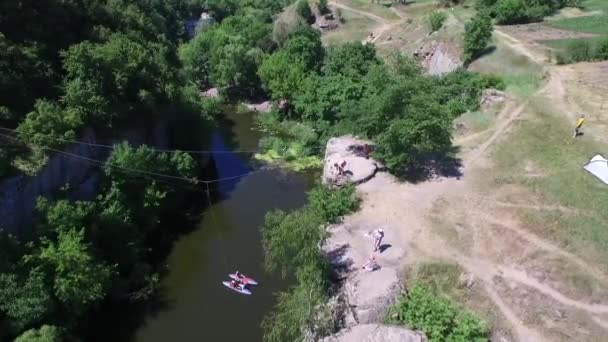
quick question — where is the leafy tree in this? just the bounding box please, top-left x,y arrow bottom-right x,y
179,30 -> 216,86
0,270 -> 54,330
262,266 -> 332,342
429,11 -> 448,32
463,12 -> 493,62
323,42 -> 379,77
36,198 -> 93,234
308,184 -> 358,223
294,74 -> 366,123
205,0 -> 240,21
284,26 -> 325,70
262,208 -> 325,277
374,101 -> 453,172
63,34 -> 178,123
296,0 -> 314,23
37,228 -> 113,313
14,325 -> 63,342
17,100 -> 82,148
259,52 -> 308,100
494,0 -> 529,24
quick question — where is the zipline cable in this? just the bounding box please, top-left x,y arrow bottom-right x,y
0,133 -> 261,185
0,126 -> 260,154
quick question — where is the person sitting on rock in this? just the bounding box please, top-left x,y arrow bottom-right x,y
362,255 -> 379,272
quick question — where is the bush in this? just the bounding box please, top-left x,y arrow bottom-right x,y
261,185 -> 359,341
568,40 -> 593,62
595,39 -> 608,60
296,0 -> 313,23
388,283 -> 489,342
429,11 -> 448,32
463,12 -> 493,62
308,184 -> 359,223
318,0 -> 328,14
494,0 -> 528,24
14,325 -> 63,342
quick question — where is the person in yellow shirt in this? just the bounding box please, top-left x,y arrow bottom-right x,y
573,114 -> 585,138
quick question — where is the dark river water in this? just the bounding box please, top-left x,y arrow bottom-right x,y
134,110 -> 313,342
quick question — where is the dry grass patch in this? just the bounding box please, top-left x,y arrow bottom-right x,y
486,99 -> 608,274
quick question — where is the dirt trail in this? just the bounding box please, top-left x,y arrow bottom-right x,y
329,1 -> 406,43
328,4 -> 608,341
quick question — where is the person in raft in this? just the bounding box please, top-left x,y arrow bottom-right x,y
230,279 -> 244,289
573,114 -> 585,138
372,228 -> 384,252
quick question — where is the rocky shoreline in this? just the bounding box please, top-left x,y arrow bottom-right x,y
320,136 -> 427,341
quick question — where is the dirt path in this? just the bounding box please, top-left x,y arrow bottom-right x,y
328,4 -> 608,341
329,1 -> 406,43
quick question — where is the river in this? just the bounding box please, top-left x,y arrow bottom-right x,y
134,109 -> 313,341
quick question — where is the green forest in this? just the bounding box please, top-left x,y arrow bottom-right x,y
1,0 -> 501,341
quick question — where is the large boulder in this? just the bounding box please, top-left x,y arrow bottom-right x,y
323,217 -> 405,327
413,41 -> 462,76
322,136 -> 381,186
321,324 -> 427,342
480,88 -> 506,108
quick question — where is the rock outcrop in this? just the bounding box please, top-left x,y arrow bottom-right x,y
324,220 -> 405,327
244,100 -> 273,113
201,87 -> 219,98
480,88 -> 506,108
321,324 -> 426,342
413,41 -> 462,76
322,135 -> 381,186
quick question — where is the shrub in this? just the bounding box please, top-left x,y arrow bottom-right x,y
494,0 -> 528,24
595,39 -> 608,60
296,0 -> 313,23
318,0 -> 328,14
463,12 -> 493,62
388,283 -> 489,342
429,11 -> 448,32
308,184 -> 359,223
568,40 -> 592,62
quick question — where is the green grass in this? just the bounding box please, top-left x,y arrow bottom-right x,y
334,0 -> 400,20
322,9 -> 376,44
549,15 -> 608,35
410,262 -> 466,301
490,100 -> 608,271
469,38 -> 544,97
541,36 -> 607,52
581,0 -> 608,13
455,110 -> 495,135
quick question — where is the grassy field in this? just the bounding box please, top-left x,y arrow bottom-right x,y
469,38 -> 544,97
332,0 -> 400,20
541,36 -> 607,52
322,8 -> 376,44
548,14 -> 608,35
488,99 -> 608,271
580,0 -> 608,13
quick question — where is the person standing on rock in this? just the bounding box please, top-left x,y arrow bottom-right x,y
372,228 -> 384,252
573,114 -> 585,138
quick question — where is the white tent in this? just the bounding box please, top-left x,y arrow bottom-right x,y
584,154 -> 608,184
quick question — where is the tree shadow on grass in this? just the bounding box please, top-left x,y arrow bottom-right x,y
398,145 -> 463,184
465,46 -> 497,68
